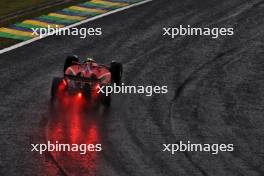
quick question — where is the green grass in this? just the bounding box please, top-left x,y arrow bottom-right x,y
0,38 -> 20,49
0,0 -> 55,17
0,0 -> 88,49
0,0 -> 88,27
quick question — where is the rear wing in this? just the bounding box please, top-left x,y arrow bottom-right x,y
64,74 -> 100,83
71,61 -> 110,69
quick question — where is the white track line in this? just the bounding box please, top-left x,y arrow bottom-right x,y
0,0 -> 153,54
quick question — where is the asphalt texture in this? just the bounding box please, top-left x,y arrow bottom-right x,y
0,0 -> 264,175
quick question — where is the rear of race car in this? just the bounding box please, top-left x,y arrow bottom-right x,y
50,55 -> 122,107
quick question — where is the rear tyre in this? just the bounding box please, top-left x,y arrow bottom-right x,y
110,61 -> 123,85
64,55 -> 79,72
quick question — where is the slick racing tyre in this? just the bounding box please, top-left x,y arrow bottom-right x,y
110,61 -> 123,85
63,55 -> 79,72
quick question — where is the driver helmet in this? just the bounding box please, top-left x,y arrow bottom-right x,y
84,57 -> 96,63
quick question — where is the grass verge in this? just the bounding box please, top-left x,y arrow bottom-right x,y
0,0 -> 88,50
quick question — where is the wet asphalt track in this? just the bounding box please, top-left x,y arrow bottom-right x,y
1,0 -> 264,175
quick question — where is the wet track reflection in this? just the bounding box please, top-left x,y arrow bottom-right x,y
46,95 -> 106,176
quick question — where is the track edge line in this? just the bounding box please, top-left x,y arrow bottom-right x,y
0,0 -> 153,55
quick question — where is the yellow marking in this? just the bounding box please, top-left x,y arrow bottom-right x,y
91,0 -> 128,7
0,27 -> 38,37
48,13 -> 86,21
69,6 -> 107,13
23,20 -> 64,28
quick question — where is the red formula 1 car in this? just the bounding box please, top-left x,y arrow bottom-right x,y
51,55 -> 122,106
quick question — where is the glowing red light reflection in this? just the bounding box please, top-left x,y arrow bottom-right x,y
47,95 -> 102,176
77,92 -> 82,98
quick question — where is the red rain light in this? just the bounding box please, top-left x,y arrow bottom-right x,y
77,92 -> 82,98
